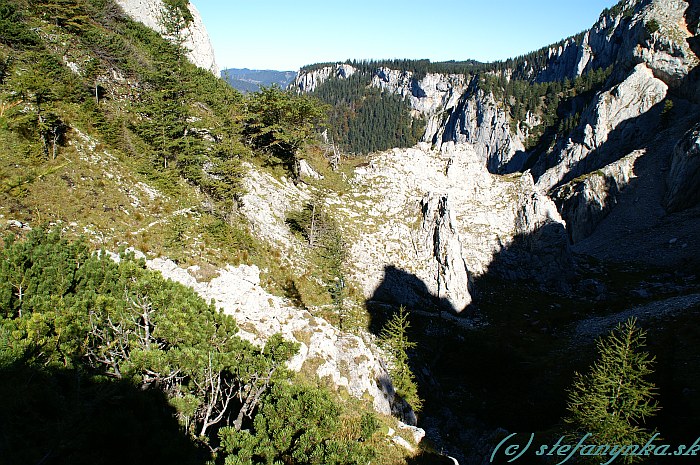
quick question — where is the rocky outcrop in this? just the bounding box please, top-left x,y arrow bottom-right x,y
521,0 -> 700,249
346,145 -> 495,311
145,257 -> 399,417
370,68 -> 469,143
525,0 -> 698,90
345,143 -> 571,310
238,163 -> 310,252
116,0 -> 219,75
417,193 -> 472,310
298,158 -> 324,180
486,172 -> 574,290
510,0 -> 699,188
665,122 -> 700,212
291,64 -> 356,93
438,81 -> 528,173
533,63 -> 668,190
553,151 -> 643,243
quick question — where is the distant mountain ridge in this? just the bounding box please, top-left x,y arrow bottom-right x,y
221,68 -> 297,93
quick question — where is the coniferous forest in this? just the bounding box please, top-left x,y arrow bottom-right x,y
309,72 -> 425,155
303,55 -> 612,156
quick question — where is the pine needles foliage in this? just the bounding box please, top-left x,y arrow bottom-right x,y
566,318 -> 659,463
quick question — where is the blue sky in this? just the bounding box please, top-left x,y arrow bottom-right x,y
191,0 -> 618,72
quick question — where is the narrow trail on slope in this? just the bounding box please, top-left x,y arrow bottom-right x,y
131,207 -> 194,235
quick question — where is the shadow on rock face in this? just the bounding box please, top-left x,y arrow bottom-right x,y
368,265 -> 458,327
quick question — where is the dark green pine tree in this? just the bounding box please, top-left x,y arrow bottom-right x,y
33,0 -> 89,32
219,382 -> 377,464
566,318 -> 659,463
243,86 -> 327,179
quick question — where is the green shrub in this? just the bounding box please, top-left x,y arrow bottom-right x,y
645,19 -> 661,34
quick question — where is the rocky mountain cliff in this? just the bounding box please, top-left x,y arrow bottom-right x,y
294,1 -> 699,167
116,0 -> 219,75
4,0 -> 700,462
290,0 -> 700,312
526,0 -> 699,88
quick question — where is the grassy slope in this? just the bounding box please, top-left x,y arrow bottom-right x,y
0,0 -> 264,268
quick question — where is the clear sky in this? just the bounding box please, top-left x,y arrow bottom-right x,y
191,0 -> 618,72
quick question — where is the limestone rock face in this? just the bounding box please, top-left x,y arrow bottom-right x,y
665,123 -> 700,212
554,151 -> 643,243
438,82 -> 527,173
116,0 -> 219,75
526,0 -> 698,90
586,64 -> 667,147
487,172 -> 574,290
146,257 -> 396,416
238,163 -> 310,252
291,64 -> 357,93
417,193 -> 472,310
298,159 -> 323,180
533,63 -> 668,190
371,68 -> 469,143
345,144 -> 571,309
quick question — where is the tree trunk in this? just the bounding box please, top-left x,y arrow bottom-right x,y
309,203 -> 316,247
52,131 -> 59,160
162,125 -> 167,169
233,383 -> 267,431
38,113 -> 49,158
17,283 -> 23,317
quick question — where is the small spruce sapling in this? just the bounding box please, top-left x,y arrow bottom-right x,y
380,306 -> 422,413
